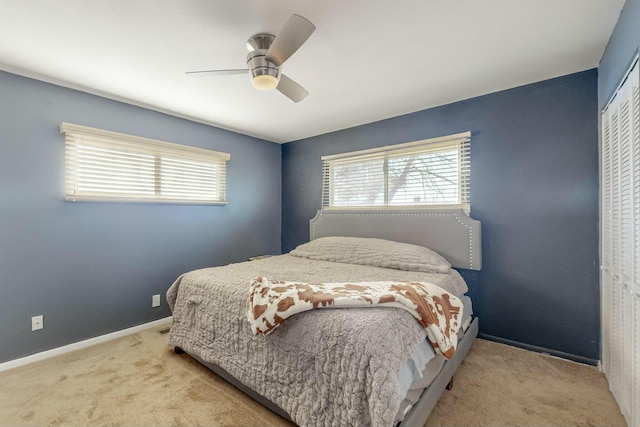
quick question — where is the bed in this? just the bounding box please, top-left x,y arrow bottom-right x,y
166,208 -> 481,426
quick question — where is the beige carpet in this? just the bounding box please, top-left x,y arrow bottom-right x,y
0,323 -> 626,427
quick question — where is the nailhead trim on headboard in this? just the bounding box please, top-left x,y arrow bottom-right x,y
310,210 -> 481,270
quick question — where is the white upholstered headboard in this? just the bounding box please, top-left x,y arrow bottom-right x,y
310,209 -> 481,271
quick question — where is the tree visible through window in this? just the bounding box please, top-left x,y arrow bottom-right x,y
321,132 -> 470,212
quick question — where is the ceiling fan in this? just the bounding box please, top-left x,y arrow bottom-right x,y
187,14 -> 316,103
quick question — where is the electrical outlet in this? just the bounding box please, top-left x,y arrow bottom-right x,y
152,294 -> 161,308
31,315 -> 43,331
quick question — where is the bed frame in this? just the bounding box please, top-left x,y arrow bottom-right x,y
311,208 -> 481,426
178,208 -> 482,426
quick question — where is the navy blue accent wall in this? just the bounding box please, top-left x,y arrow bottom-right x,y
598,0 -> 640,110
0,71 -> 281,363
282,70 -> 600,360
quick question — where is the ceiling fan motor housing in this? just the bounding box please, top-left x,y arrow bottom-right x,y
246,34 -> 280,90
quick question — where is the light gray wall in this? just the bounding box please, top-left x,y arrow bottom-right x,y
0,71 -> 281,363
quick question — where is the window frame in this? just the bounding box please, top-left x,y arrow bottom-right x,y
321,131 -> 471,213
61,122 -> 230,205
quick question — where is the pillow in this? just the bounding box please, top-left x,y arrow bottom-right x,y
289,236 -> 451,274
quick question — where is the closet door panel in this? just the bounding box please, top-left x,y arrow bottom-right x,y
601,59 -> 639,427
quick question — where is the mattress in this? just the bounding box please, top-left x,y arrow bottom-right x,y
394,295 -> 473,423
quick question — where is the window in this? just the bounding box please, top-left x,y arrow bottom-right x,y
321,132 -> 470,212
61,122 -> 230,204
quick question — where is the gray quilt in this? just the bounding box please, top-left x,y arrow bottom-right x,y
166,254 -> 467,427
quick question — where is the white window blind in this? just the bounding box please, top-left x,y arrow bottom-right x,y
61,122 -> 230,204
321,132 -> 471,212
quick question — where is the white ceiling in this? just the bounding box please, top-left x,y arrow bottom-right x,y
0,0 -> 626,143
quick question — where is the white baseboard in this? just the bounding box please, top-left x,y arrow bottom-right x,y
0,316 -> 172,372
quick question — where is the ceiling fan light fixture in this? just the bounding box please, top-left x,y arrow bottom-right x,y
246,38 -> 281,91
252,74 -> 279,91
186,15 -> 315,102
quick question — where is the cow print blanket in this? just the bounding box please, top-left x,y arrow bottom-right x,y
248,276 -> 463,359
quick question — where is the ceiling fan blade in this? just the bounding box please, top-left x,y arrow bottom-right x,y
277,74 -> 309,103
185,69 -> 248,76
266,14 -> 315,66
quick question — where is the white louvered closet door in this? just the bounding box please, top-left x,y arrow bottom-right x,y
601,59 -> 640,427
